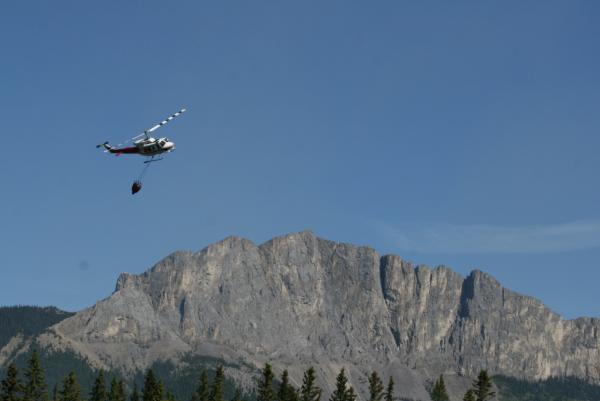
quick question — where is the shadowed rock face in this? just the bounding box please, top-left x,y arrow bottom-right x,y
34,231 -> 600,398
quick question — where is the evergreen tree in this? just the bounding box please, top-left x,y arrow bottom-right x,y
277,370 -> 297,401
430,376 -> 449,401
157,383 -> 164,401
59,372 -> 82,401
384,377 -> 394,401
1,363 -> 23,401
462,390 -> 475,401
89,372 -> 108,401
142,370 -> 162,401
256,364 -> 275,401
129,386 -> 139,401
210,366 -> 225,401
367,372 -> 384,401
166,393 -> 176,401
472,371 -> 495,401
191,371 -> 210,401
299,368 -> 320,401
23,350 -> 48,401
344,387 -> 355,401
329,369 -> 353,401
109,379 -> 126,401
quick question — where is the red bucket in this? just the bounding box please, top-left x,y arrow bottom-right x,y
131,181 -> 142,194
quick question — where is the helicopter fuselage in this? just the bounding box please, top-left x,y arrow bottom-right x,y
103,137 -> 175,156
134,137 -> 175,156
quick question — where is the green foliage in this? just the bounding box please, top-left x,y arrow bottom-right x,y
142,370 -> 162,401
344,387 -> 355,401
300,368 -> 320,401
108,379 -> 125,401
131,354 -> 242,401
494,374 -> 600,401
329,369 -> 347,401
11,342 -> 600,401
367,372 -> 384,401
210,367 -> 225,401
384,377 -> 393,401
472,371 -> 494,401
256,364 -> 275,401
277,370 -> 297,401
1,363 -> 23,401
0,307 -> 74,350
462,389 -> 475,401
89,371 -> 108,401
430,375 -> 449,401
329,369 -> 354,401
191,371 -> 209,401
23,351 -> 48,401
59,372 -> 82,401
10,346 -> 99,392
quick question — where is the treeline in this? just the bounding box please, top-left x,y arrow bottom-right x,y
428,371 -> 495,401
1,350 -> 497,401
493,374 -> 600,401
0,307 -> 73,349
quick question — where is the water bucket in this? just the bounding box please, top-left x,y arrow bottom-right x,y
131,181 -> 142,194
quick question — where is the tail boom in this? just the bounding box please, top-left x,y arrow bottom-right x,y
96,142 -> 139,155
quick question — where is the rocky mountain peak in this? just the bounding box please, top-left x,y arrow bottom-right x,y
27,232 -> 600,400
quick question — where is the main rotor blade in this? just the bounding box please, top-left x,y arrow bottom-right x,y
144,108 -> 186,135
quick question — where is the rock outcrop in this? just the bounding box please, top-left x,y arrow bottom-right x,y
26,231 -> 600,399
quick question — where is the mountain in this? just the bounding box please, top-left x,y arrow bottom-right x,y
4,231 -> 600,400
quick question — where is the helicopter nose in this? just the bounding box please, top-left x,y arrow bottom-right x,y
164,141 -> 175,151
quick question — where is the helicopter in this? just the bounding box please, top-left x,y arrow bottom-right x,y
97,108 -> 186,194
96,108 -> 185,163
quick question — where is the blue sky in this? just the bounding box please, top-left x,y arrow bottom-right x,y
1,1 -> 599,318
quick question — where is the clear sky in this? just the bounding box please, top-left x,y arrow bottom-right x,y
1,1 -> 599,318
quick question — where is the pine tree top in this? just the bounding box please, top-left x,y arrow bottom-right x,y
430,375 -> 449,401
384,377 -> 394,401
1,363 -> 23,401
300,367 -> 321,401
210,365 -> 225,401
330,369 -> 350,401
23,350 -> 48,401
59,372 -> 83,401
256,364 -> 275,401
367,371 -> 384,401
472,370 -> 495,401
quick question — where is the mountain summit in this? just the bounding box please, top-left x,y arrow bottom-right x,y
22,231 -> 600,399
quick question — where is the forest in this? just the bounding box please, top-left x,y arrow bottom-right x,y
0,350 -> 495,401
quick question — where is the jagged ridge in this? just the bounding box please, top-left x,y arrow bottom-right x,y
18,231 -> 600,399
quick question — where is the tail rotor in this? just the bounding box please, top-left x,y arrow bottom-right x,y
95,141 -> 113,152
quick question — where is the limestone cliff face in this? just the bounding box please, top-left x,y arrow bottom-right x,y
35,231 -> 600,397
380,258 -> 600,381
